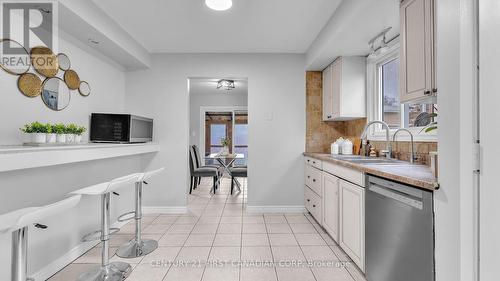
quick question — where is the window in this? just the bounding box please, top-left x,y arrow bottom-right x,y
368,41 -> 437,141
209,124 -> 226,154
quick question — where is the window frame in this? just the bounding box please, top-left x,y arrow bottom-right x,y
366,40 -> 437,142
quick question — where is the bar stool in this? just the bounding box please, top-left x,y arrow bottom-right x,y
115,167 -> 165,258
0,195 -> 82,281
72,173 -> 140,281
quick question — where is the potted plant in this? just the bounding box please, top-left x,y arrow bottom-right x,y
75,125 -> 87,143
46,123 -> 57,143
53,123 -> 67,143
220,137 -> 230,155
20,121 -> 48,143
66,123 -> 78,143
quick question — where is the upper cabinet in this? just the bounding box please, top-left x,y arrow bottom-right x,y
400,0 -> 436,103
322,57 -> 366,121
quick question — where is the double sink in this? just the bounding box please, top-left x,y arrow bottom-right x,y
327,154 -> 405,165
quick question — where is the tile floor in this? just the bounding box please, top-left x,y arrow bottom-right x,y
49,177 -> 365,281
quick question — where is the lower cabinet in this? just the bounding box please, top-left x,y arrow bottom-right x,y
322,172 -> 339,243
304,185 -> 322,223
339,179 -> 365,272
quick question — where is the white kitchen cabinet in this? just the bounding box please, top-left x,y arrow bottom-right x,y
339,179 -> 365,272
304,157 -> 323,223
322,56 -> 366,121
400,0 -> 436,103
322,172 -> 339,243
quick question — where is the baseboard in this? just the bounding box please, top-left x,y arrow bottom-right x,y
245,205 -> 307,213
31,220 -> 128,281
142,206 -> 188,214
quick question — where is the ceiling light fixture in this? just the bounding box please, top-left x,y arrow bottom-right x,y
217,79 -> 235,91
367,26 -> 392,58
205,0 -> 233,11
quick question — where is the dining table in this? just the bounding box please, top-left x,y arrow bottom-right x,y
205,153 -> 245,191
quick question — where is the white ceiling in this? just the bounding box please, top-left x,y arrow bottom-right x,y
189,78 -> 248,96
91,0 -> 342,53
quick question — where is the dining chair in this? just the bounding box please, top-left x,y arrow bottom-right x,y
189,146 -> 220,194
192,145 -> 223,185
229,166 -> 247,195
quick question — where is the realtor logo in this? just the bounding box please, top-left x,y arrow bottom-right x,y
0,0 -> 58,72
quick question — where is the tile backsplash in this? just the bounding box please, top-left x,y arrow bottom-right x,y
305,71 -> 437,165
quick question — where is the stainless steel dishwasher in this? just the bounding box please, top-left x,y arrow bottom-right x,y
366,175 -> 434,281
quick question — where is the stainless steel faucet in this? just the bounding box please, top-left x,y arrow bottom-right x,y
360,120 -> 392,158
393,128 -> 416,164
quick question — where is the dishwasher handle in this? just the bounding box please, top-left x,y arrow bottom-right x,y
368,183 -> 424,210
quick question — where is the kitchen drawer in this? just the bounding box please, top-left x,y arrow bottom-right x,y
305,164 -> 322,195
305,156 -> 322,170
305,186 -> 322,223
323,161 -> 365,187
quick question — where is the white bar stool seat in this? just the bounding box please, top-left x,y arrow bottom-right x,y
0,195 -> 81,281
116,168 -> 165,258
71,173 -> 140,281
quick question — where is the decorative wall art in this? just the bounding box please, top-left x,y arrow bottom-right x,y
0,39 -> 92,111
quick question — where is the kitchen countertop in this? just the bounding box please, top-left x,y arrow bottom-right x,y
304,152 -> 439,191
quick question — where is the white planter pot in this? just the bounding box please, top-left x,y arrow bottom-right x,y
46,133 -> 57,143
56,134 -> 66,143
75,135 -> 82,143
32,133 -> 47,144
67,134 -> 76,143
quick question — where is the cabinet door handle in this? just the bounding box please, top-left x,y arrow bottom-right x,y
312,161 -> 316,164
313,204 -> 316,208
307,199 -> 310,202
424,90 -> 432,96
432,88 -> 438,93
307,175 -> 310,179
327,115 -> 332,119
307,159 -> 310,162
312,179 -> 316,182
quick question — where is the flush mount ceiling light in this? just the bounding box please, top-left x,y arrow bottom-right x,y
205,0 -> 232,11
217,79 -> 235,91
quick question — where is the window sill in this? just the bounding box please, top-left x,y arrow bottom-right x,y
367,130 -> 437,142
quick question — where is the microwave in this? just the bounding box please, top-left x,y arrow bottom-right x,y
90,113 -> 153,143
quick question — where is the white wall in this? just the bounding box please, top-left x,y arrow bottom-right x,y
125,54 -> 306,209
189,92 -> 248,146
0,33 -> 150,280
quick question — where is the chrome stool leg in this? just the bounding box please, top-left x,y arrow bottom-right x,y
12,226 -> 30,281
77,193 -> 132,281
116,182 -> 158,258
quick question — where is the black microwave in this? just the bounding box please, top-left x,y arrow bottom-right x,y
90,113 -> 153,143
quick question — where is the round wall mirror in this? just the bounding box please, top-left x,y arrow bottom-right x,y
79,81 -> 91,97
57,53 -> 71,71
41,77 -> 70,111
0,39 -> 30,75
31,46 -> 58,77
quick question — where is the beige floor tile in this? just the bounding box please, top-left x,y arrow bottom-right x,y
301,246 -> 338,262
208,246 -> 241,262
268,234 -> 298,246
126,263 -> 169,281
202,265 -> 240,281
184,234 -> 216,247
284,215 -> 310,224
320,232 -> 336,245
48,263 -> 98,281
218,223 -> 242,234
168,223 -> 195,233
264,215 -> 287,224
266,224 -> 292,234
192,223 -> 219,234
240,266 -> 277,281
163,265 -> 205,281
276,267 -> 316,281
242,215 -> 265,224
176,216 -> 200,224
143,224 -> 171,234
175,246 -> 211,263
242,223 -> 267,234
152,216 -> 178,225
213,234 -> 242,247
242,234 -> 269,246
108,234 -> 134,247
241,246 -> 273,262
295,234 -> 327,246
311,266 -> 354,281
198,216 -> 221,224
220,216 -> 242,223
158,233 -> 189,246
140,247 -> 181,264
73,246 -> 117,264
289,223 -> 318,234
271,246 -> 307,262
